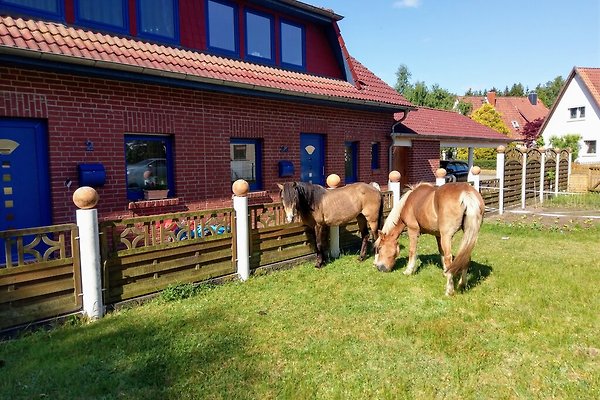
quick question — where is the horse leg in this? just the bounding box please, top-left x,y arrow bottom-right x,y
458,268 -> 468,291
314,225 -> 326,269
439,233 -> 456,296
403,228 -> 419,275
356,214 -> 369,262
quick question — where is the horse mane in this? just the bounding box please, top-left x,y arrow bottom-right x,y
293,182 -> 327,219
381,182 -> 433,234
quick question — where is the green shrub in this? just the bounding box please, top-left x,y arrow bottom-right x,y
160,283 -> 214,302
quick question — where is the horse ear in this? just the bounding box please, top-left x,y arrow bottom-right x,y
277,183 -> 284,190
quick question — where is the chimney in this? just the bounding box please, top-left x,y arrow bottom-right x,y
528,92 -> 538,105
486,90 -> 496,106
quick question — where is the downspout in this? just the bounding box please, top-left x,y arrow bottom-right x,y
389,110 -> 410,172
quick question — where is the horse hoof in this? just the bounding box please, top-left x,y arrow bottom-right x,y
315,264 -> 324,269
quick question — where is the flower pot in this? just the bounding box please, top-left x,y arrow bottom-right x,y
144,189 -> 169,200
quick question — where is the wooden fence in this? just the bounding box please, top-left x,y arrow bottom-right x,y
0,224 -> 82,331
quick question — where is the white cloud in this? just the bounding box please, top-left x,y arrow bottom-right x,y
392,0 -> 422,8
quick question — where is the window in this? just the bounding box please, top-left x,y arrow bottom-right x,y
371,142 -> 380,170
75,0 -> 128,34
344,141 -> 358,183
584,140 -> 596,155
137,0 -> 179,43
230,139 -> 262,190
125,135 -> 174,201
569,106 -> 586,119
0,0 -> 63,19
511,120 -> 520,130
280,20 -> 305,69
207,0 -> 238,56
245,9 -> 274,63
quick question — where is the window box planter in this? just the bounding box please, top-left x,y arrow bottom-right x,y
144,189 -> 169,200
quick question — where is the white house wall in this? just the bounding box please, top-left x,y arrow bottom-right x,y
541,74 -> 600,163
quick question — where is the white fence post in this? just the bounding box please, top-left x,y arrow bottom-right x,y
388,170 -> 401,206
496,146 -> 506,215
73,187 -> 104,320
326,174 -> 340,259
520,146 -> 527,209
232,180 -> 250,281
540,147 -> 546,204
470,166 -> 481,192
435,168 -> 446,186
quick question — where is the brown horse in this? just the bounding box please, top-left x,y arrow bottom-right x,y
374,182 -> 484,296
278,181 -> 383,268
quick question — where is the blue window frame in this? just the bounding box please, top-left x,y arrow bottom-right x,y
230,139 -> 262,191
125,134 -> 175,201
206,0 -> 238,57
280,19 -> 305,70
137,0 -> 179,44
74,0 -> 129,34
0,0 -> 63,20
244,9 -> 274,64
371,142 -> 380,170
345,141 -> 358,184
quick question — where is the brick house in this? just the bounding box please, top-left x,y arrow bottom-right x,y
0,0 -> 425,234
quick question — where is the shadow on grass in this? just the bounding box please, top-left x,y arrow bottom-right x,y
392,252 -> 493,292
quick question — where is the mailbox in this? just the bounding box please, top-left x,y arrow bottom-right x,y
78,163 -> 106,187
278,160 -> 294,177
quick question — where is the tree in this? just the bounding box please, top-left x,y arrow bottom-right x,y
424,84 -> 455,110
521,117 -> 545,147
394,64 -> 412,95
536,76 -> 565,108
470,103 -> 510,135
405,81 -> 429,107
506,83 -> 525,96
456,100 -> 472,116
548,134 -> 582,160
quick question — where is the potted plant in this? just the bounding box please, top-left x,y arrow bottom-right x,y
142,169 -> 169,200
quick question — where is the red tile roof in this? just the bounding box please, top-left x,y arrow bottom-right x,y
577,67 -> 600,110
394,106 -> 512,142
0,16 -> 412,110
457,93 -> 549,140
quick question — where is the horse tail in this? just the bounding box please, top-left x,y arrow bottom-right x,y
446,189 -> 484,275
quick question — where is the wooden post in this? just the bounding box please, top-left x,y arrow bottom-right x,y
554,147 -> 560,195
232,179 -> 250,281
435,168 -> 446,186
73,186 -> 104,320
326,174 -> 341,259
388,170 -> 401,206
496,145 -> 506,215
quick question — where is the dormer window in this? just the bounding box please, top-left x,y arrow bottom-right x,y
207,0 -> 239,56
511,120 -> 520,130
280,20 -> 305,69
244,10 -> 274,63
137,0 -> 179,43
0,0 -> 63,20
75,0 -> 129,34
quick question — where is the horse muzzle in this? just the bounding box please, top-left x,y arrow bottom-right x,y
374,262 -> 392,273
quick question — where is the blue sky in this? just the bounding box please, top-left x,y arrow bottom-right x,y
316,0 -> 600,95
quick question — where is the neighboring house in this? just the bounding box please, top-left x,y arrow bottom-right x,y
458,91 -> 549,140
539,67 -> 600,164
0,0 -> 423,233
391,107 -> 512,187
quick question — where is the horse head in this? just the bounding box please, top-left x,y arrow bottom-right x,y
373,230 -> 399,272
277,182 -> 299,223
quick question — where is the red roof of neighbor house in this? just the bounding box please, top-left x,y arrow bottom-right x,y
0,16 -> 412,110
394,107 -> 511,142
457,93 -> 549,140
577,67 -> 600,109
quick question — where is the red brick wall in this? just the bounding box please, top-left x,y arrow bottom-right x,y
408,139 -> 440,183
0,65 -> 395,224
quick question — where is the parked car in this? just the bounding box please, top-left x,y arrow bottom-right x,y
440,160 -> 470,182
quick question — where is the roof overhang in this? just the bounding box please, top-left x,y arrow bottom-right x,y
391,131 -> 512,148
0,45 -> 410,114
250,0 -> 344,22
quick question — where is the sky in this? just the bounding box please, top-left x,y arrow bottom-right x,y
314,0 -> 600,95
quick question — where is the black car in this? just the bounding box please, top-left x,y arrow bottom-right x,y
440,160 -> 470,182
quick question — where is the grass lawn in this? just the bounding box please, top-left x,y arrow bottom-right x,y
1,219 -> 599,399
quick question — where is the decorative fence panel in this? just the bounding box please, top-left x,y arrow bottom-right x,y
249,203 -> 315,269
590,167 -> 600,192
0,224 -> 82,331
503,148 -> 523,207
480,178 -> 500,210
558,150 -> 569,191
544,149 -> 557,194
100,208 -> 235,304
525,149 -> 542,203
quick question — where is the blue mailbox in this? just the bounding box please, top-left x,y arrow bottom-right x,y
78,163 -> 106,187
278,160 -> 294,178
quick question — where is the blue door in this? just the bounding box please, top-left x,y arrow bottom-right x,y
344,141 -> 358,183
300,133 -> 324,185
0,119 -> 51,263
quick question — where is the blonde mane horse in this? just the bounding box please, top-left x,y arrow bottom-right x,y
374,182 -> 484,296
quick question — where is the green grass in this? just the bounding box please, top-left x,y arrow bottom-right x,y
1,221 -> 600,399
544,192 -> 600,210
